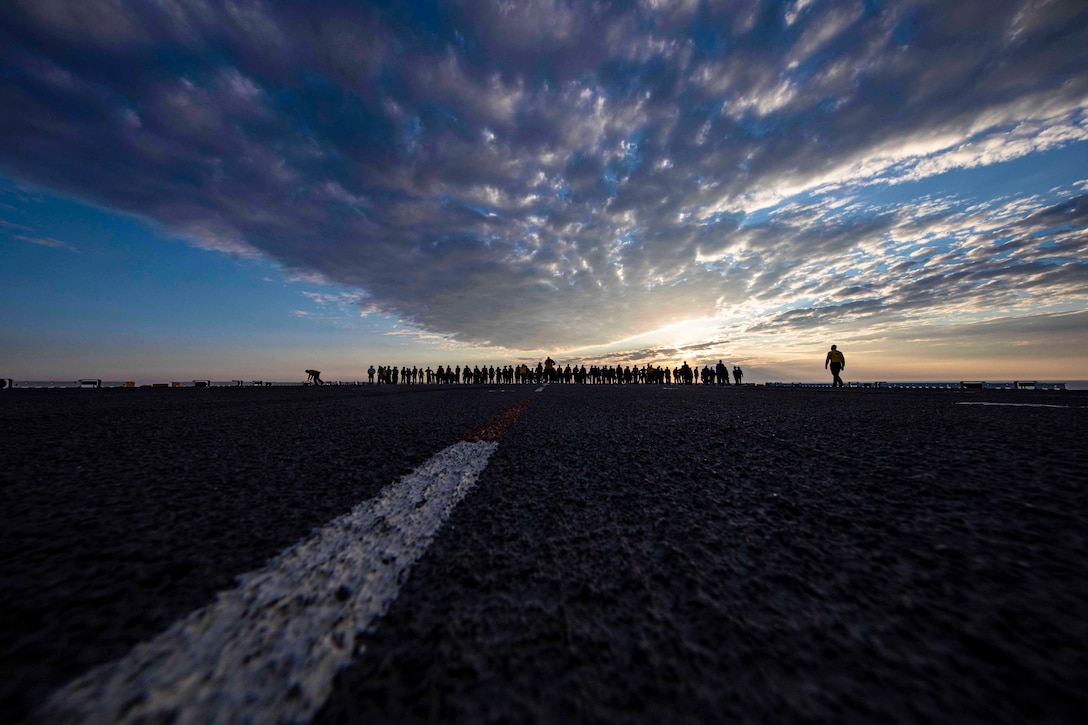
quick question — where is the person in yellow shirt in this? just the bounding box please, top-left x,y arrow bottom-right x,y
824,345 -> 845,387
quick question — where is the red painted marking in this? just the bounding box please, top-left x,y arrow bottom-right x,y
461,392 -> 541,442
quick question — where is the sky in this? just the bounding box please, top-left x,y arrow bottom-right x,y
2,0 -> 1087,384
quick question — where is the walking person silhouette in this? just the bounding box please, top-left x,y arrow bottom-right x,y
824,345 -> 845,388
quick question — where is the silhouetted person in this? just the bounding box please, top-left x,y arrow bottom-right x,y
305,369 -> 323,385
733,366 -> 743,385
825,345 -> 845,387
679,361 -> 692,384
367,366 -> 375,384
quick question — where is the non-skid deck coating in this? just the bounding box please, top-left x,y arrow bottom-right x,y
2,385 -> 1086,723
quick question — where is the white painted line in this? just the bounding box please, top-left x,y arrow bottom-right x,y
535,385 -> 547,392
956,402 -> 1069,408
36,439 -> 500,724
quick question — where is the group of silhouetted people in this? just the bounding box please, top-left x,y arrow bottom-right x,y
357,358 -> 745,386
311,345 -> 845,388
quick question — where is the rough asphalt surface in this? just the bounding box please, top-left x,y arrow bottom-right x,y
1,385 -> 1086,723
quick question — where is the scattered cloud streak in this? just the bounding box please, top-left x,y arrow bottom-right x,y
14,233 -> 81,252
2,0 -> 1087,356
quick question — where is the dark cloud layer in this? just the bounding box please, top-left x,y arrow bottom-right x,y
2,0 -> 1087,350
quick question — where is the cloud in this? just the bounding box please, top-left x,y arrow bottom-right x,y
1,1 -> 1087,352
13,233 -> 80,252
